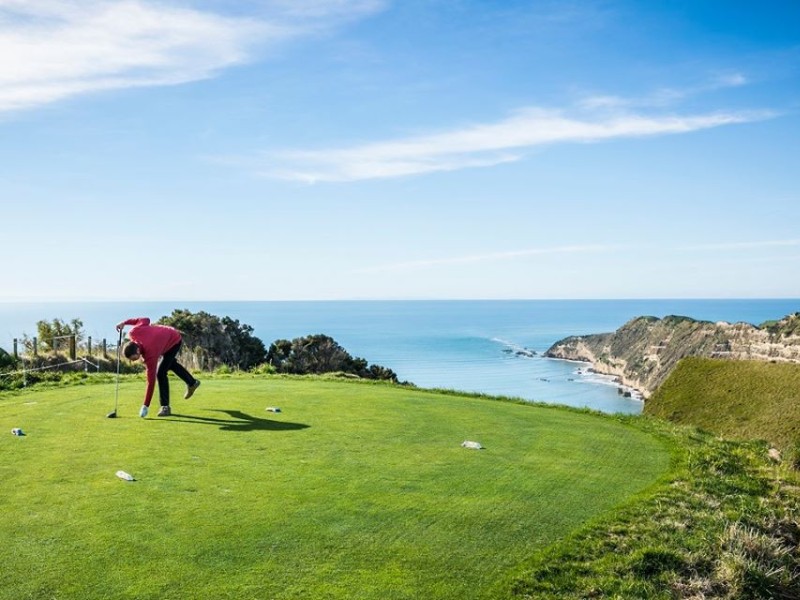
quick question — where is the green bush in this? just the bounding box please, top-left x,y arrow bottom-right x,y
266,334 -> 397,381
250,362 -> 277,375
0,347 -> 16,370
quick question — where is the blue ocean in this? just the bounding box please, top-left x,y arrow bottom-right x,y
1,299 -> 797,414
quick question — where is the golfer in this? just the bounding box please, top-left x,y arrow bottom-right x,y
116,317 -> 200,418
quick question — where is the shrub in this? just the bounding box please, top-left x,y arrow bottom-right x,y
250,363 -> 277,375
0,347 -> 16,370
266,334 -> 397,381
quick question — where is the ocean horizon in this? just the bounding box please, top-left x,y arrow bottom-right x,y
2,299 -> 798,414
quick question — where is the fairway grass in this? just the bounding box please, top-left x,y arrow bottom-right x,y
1,377 -> 670,599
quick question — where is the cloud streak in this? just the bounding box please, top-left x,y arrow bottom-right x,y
683,239 -> 800,251
354,244 -> 613,274
261,105 -> 774,182
354,238 -> 799,274
0,0 -> 384,112
578,72 -> 750,110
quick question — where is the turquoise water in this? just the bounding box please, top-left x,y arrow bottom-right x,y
1,299 -> 797,414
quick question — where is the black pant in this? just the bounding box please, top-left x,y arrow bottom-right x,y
157,341 -> 195,407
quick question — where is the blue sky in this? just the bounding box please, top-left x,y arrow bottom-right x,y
1,0 -> 798,301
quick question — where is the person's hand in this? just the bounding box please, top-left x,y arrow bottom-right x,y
116,322 -> 125,332
139,405 -> 148,418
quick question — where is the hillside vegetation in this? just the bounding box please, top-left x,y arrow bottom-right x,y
545,312 -> 800,397
513,421 -> 800,599
645,357 -> 800,450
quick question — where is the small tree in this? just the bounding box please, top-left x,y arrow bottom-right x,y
36,318 -> 83,353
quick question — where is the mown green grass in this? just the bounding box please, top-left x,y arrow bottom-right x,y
645,357 -> 800,449
1,376 -> 669,600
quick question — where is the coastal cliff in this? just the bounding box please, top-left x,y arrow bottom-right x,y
545,312 -> 800,398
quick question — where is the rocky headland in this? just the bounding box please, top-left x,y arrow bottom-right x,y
545,312 -> 800,398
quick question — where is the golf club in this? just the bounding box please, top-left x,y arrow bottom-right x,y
107,328 -> 123,418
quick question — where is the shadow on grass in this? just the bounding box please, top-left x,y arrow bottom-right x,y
163,409 -> 310,432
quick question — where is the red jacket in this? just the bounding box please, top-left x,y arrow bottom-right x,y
123,318 -> 182,406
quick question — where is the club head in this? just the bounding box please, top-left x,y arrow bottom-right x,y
106,411 -> 117,419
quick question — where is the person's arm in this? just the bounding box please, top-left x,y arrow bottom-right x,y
142,354 -> 158,407
116,317 -> 151,331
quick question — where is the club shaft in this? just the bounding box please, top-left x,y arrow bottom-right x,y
114,329 -> 122,411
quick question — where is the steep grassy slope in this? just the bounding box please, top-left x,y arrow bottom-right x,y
645,357 -> 800,449
513,422 -> 800,599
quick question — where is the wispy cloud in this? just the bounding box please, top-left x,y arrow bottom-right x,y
578,72 -> 750,110
354,238 -> 800,274
257,0 -> 387,20
682,239 -> 800,251
0,0 -> 385,112
353,244 -> 613,274
260,105 -> 774,182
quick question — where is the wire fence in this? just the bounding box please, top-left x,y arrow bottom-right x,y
6,334 -> 118,360
0,357 -> 101,378
1,334 -> 118,387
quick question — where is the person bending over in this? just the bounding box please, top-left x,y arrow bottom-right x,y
116,317 -> 201,418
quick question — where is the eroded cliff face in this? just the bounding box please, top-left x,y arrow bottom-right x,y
545,313 -> 800,398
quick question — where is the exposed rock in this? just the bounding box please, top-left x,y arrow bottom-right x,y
545,313 -> 800,398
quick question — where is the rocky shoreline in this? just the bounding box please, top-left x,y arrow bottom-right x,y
544,312 -> 800,399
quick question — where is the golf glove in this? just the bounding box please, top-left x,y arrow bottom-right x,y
139,405 -> 149,418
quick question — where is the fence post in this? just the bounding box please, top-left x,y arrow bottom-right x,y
103,338 -> 107,358
13,338 -> 17,359
33,337 -> 38,356
69,335 -> 76,360
88,336 -> 92,356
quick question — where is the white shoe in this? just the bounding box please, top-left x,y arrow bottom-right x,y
139,405 -> 149,418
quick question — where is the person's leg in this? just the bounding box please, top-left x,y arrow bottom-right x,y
162,341 -> 200,400
169,357 -> 196,387
156,354 -> 172,407
156,342 -> 184,416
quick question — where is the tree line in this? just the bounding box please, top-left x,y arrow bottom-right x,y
3,310 -> 398,384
